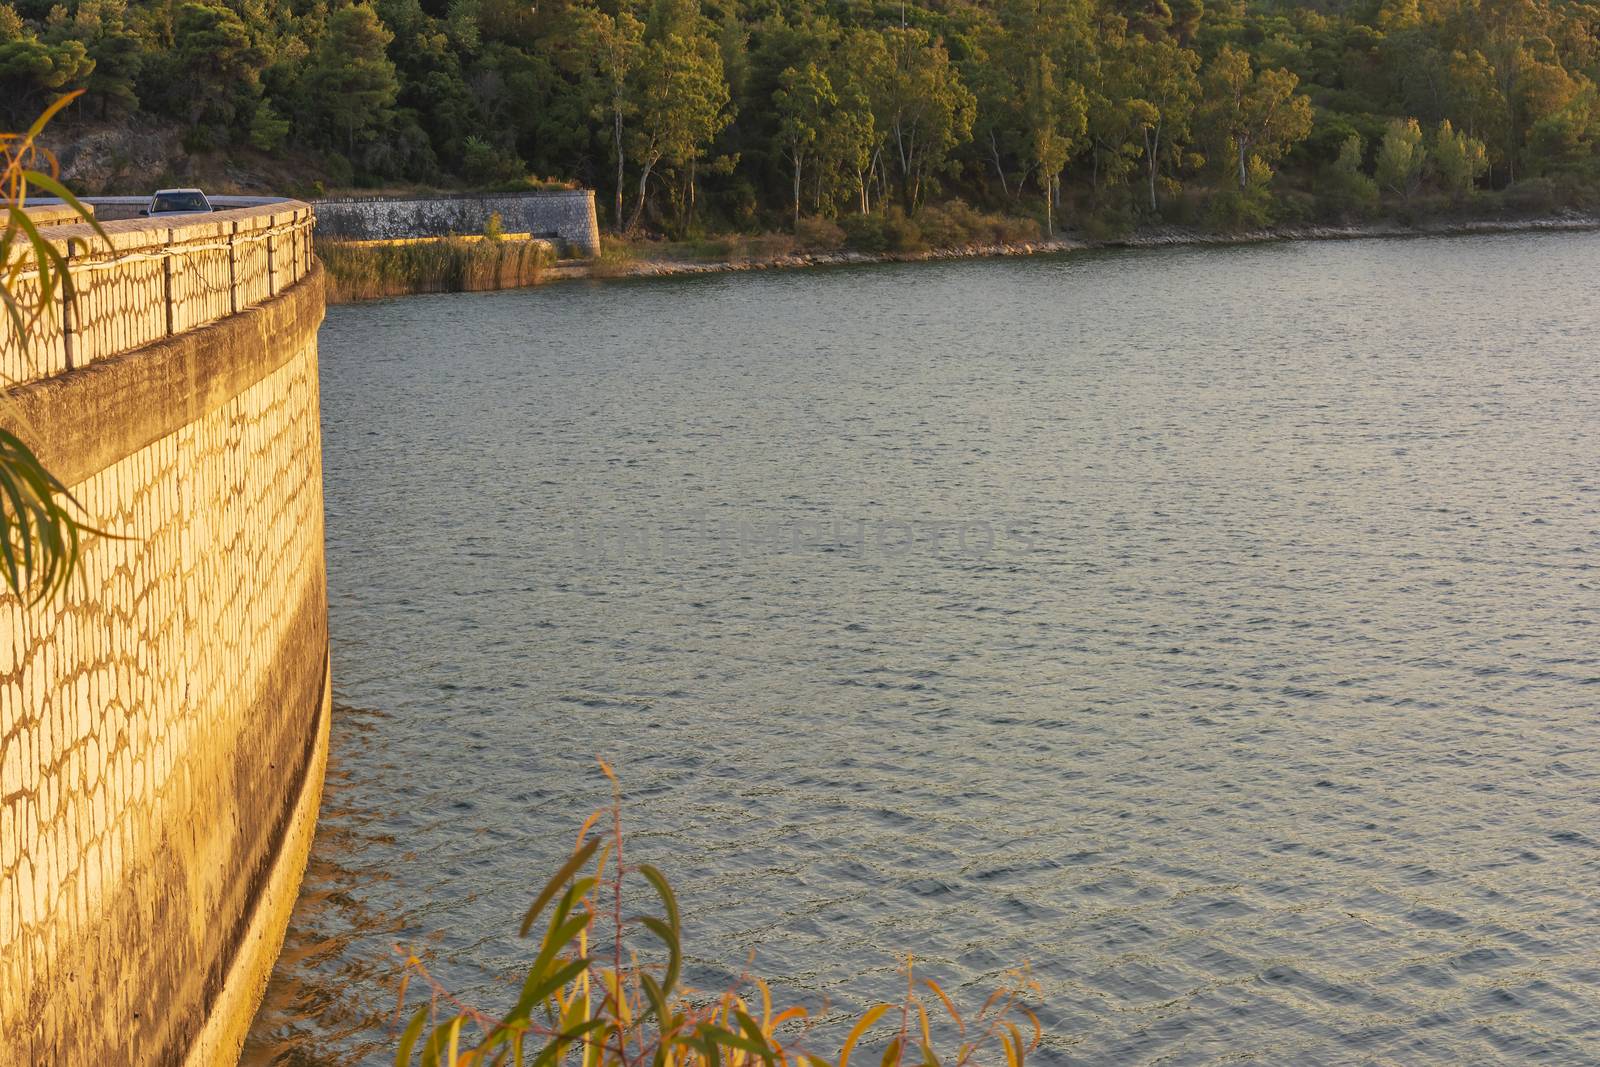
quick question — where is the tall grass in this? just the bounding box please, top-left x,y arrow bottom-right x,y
320,237 -> 554,303
392,762 -> 1042,1067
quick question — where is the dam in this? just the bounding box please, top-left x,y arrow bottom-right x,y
0,197 -> 328,1064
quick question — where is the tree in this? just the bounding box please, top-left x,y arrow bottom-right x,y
962,27 -> 1028,203
573,4 -> 642,231
1375,116 -> 1426,197
1318,132 -> 1378,217
59,0 -> 140,118
0,7 -> 93,121
625,0 -> 729,232
1129,35 -> 1200,211
1200,44 -> 1312,191
832,29 -> 892,213
773,61 -> 835,229
872,26 -> 975,212
1432,118 -> 1489,194
1025,51 -> 1086,233
305,2 -> 399,156
999,0 -> 1090,232
170,2 -> 261,142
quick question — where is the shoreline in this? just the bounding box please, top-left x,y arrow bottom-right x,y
544,211 -> 1600,284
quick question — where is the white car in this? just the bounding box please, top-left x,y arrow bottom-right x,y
142,188 -> 214,217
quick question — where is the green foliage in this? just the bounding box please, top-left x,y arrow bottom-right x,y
462,135 -> 524,185
839,207 -> 921,253
1205,181 -> 1275,231
1316,133 -> 1378,220
1523,88 -> 1600,179
0,428 -> 82,603
392,766 -> 1042,1067
624,0 -> 731,232
164,2 -> 261,146
1375,117 -> 1426,199
774,61 -> 837,226
249,100 -> 290,152
1432,119 -> 1488,198
0,9 -> 93,116
3,0 -> 1599,224
304,2 -> 399,155
1200,45 -> 1313,193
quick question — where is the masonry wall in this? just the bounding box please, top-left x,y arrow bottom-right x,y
313,189 -> 602,254
0,201 -> 329,1066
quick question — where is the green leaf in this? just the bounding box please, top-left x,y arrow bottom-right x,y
639,972 -> 670,1027
698,1023 -> 775,1063
396,1006 -> 429,1066
510,955 -> 590,1023
520,837 -> 600,937
637,863 -> 680,933
7,205 -> 67,310
420,1016 -> 464,1067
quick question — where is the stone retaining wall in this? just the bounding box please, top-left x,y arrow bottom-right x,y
0,200 -> 329,1066
312,189 -> 601,255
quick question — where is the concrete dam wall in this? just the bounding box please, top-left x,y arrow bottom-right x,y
0,200 -> 329,1064
312,189 -> 602,254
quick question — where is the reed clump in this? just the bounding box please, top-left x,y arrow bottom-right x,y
393,761 -> 1042,1067
320,236 -> 553,303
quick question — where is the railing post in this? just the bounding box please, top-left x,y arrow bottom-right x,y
60,238 -> 77,372
228,222 -> 238,314
163,229 -> 175,336
267,226 -> 277,296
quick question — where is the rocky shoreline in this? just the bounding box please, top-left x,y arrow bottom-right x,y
540,211 -> 1600,284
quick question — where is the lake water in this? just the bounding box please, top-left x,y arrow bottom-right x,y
244,234 -> 1600,1065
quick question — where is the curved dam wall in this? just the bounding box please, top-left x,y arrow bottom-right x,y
0,201 -> 329,1064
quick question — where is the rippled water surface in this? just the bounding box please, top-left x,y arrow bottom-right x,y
246,234 -> 1600,1065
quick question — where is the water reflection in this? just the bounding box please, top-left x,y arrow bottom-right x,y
242,706 -> 406,1066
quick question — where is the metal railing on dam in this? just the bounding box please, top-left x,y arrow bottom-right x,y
1,197 -> 315,385
0,196 -> 330,1066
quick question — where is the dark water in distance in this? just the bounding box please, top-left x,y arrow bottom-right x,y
244,234 -> 1600,1065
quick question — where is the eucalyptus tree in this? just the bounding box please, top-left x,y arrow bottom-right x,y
573,3 -> 643,230
773,61 -> 836,227
1081,14 -> 1146,194
833,29 -> 893,212
625,0 -> 730,232
1200,44 -> 1312,191
999,0 -> 1089,230
1128,35 -> 1199,211
962,25 -> 1030,202
873,26 -> 976,212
